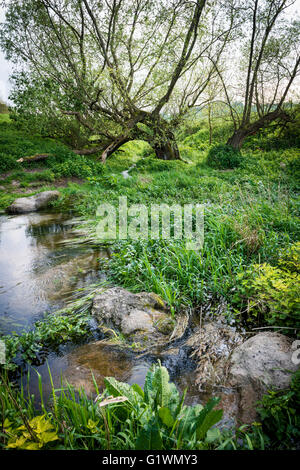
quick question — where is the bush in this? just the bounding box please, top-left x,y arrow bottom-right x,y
50,154 -> 104,179
256,369 -> 300,449
0,153 -> 21,173
278,241 -> 300,273
234,243 -> 300,331
206,144 -> 242,169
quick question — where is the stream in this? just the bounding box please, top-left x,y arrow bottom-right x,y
0,212 -> 210,410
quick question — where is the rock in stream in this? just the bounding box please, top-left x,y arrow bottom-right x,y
228,332 -> 299,423
92,287 -> 175,348
6,190 -> 60,214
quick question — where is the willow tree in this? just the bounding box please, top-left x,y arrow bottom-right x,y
0,0 -> 231,161
217,0 -> 300,149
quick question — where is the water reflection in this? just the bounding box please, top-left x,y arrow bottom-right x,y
0,212 -> 106,334
26,343 -> 150,400
26,341 -> 236,426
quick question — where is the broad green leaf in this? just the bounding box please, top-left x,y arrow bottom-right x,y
135,419 -> 163,450
144,367 -> 155,405
40,431 -> 59,444
194,398 -> 223,441
104,377 -> 140,406
23,442 -> 41,450
206,427 -> 220,443
7,436 -> 27,449
158,406 -> 175,428
131,383 -> 144,399
152,363 -> 171,408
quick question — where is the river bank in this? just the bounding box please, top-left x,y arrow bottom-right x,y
0,115 -> 299,450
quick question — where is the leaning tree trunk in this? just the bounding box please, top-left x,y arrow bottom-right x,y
226,129 -> 247,150
227,109 -> 291,150
149,126 -> 181,160
153,139 -> 180,160
72,117 -> 182,162
100,136 -> 131,163
73,137 -> 130,161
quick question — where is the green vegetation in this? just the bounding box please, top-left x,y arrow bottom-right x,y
0,110 -> 299,327
0,363 -> 223,450
0,86 -> 299,453
0,120 -> 104,176
1,284 -> 105,371
234,242 -> 300,333
0,0 -> 299,453
1,365 -> 299,450
206,144 -> 243,169
255,369 -> 300,450
2,313 -> 91,371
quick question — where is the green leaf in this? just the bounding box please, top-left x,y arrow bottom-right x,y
194,398 -> 223,441
144,366 -> 155,405
158,406 -> 175,428
40,431 -> 59,444
135,418 -> 163,450
131,383 -> 144,399
151,363 -> 171,408
104,377 -> 141,407
206,427 -> 220,443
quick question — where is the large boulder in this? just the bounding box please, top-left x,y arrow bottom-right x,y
228,332 -> 299,423
92,287 -> 175,348
6,190 -> 60,214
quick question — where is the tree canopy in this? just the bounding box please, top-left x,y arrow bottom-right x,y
0,0 -> 299,158
223,0 -> 300,148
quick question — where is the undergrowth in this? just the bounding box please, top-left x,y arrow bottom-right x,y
0,112 -> 299,450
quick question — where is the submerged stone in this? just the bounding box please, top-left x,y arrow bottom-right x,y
61,341 -> 149,394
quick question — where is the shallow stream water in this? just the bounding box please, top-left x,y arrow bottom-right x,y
0,211 -> 238,426
0,212 -> 105,333
0,212 -> 205,404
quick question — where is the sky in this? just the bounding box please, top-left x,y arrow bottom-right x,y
0,1 -> 300,104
